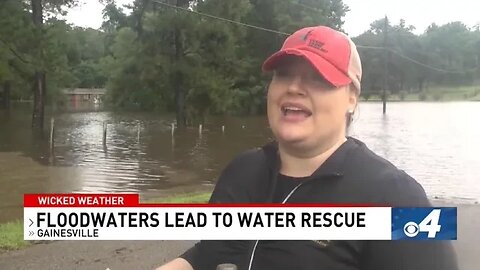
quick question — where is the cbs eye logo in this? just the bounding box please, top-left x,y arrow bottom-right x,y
403,209 -> 442,238
403,222 -> 420,237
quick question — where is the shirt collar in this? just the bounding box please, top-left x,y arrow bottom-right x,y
262,137 -> 360,179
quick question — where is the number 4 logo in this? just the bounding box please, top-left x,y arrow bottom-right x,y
403,209 -> 442,238
419,209 -> 442,238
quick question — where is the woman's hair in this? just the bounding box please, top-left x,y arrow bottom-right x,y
346,112 -> 354,129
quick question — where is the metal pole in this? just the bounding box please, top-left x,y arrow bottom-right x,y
383,15 -> 389,114
137,123 -> 141,141
103,121 -> 107,146
49,118 -> 55,153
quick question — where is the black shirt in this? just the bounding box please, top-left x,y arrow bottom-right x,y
272,174 -> 309,203
180,137 -> 459,270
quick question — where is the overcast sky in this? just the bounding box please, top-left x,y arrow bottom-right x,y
65,0 -> 480,37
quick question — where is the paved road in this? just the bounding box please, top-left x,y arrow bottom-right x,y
450,204 -> 480,270
0,205 -> 478,270
0,240 -> 195,270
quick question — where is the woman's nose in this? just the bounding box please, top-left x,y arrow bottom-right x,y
286,75 -> 306,95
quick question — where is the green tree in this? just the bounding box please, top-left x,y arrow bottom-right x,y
0,0 -> 33,108
98,0 -> 354,118
105,27 -> 143,108
355,18 -> 480,97
28,0 -> 79,130
65,27 -> 108,88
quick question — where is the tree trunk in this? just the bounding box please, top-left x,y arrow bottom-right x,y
399,73 -> 404,92
418,78 -> 425,92
174,75 -> 186,127
135,0 -> 147,37
31,0 -> 46,130
173,0 -> 186,127
3,81 -> 11,109
32,71 -> 46,129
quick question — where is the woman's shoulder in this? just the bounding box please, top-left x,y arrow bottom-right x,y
347,137 -> 399,171
346,137 -> 431,206
209,143 -> 276,203
224,140 -> 280,169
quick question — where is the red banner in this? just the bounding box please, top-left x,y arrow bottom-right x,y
24,194 -> 139,207
24,194 -> 380,208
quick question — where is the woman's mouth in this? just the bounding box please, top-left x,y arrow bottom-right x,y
280,103 -> 312,121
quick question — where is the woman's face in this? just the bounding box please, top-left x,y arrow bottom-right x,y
267,56 -> 357,155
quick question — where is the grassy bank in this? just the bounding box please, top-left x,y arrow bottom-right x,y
0,192 -> 212,252
360,85 -> 480,102
148,192 -> 211,204
0,220 -> 29,252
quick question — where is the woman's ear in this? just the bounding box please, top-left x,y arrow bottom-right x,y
348,84 -> 358,112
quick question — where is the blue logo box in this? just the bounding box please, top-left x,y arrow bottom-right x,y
391,207 -> 457,240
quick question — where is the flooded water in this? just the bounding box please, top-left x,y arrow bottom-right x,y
1,102 -> 479,222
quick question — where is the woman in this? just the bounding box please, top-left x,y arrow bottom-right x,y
157,26 -> 458,270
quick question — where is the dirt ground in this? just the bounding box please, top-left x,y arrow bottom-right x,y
0,205 -> 478,270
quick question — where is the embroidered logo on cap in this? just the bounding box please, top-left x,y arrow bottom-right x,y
301,30 -> 314,41
300,30 -> 328,53
308,39 -> 327,52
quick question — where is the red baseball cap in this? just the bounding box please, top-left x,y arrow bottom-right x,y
262,26 -> 362,93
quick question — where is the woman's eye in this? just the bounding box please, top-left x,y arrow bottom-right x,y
275,68 -> 291,78
310,74 -> 331,88
311,74 -> 326,83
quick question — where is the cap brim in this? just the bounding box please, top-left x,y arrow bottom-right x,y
262,49 -> 352,87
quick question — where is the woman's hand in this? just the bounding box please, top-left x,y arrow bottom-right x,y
155,258 -> 193,270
